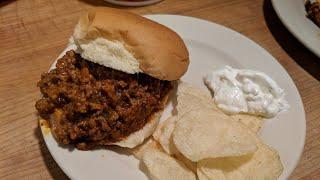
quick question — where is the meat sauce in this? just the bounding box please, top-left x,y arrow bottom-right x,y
306,0 -> 320,27
35,50 -> 172,150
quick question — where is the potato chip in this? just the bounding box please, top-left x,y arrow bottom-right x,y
131,138 -> 162,160
174,151 -> 197,173
153,116 -> 197,172
177,82 -> 263,134
142,149 -> 197,180
153,116 -> 178,155
176,82 -> 216,116
173,109 -> 257,162
198,139 -> 283,180
197,168 -> 211,180
230,114 -> 263,134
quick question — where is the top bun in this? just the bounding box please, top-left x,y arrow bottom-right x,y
73,7 -> 189,81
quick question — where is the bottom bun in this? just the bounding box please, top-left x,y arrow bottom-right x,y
39,89 -> 171,149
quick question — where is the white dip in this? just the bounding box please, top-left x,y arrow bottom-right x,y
204,66 -> 289,118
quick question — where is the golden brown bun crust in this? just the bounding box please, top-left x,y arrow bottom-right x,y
76,7 -> 189,80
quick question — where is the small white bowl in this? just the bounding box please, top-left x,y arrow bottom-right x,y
104,0 -> 163,7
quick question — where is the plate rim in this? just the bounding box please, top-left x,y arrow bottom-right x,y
103,0 -> 163,7
41,14 -> 306,180
271,0 -> 320,57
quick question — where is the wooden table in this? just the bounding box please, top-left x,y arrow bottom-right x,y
1,0 -> 319,179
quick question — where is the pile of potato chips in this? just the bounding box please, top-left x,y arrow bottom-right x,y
132,82 -> 283,180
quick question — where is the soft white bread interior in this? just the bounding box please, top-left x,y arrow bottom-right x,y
73,7 -> 189,80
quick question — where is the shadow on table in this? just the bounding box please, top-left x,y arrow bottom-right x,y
263,0 -> 320,81
0,0 -> 15,7
34,126 -> 69,180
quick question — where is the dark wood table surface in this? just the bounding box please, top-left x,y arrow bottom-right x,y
1,0 -> 319,179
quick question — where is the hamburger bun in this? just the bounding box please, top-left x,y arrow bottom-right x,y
73,7 -> 189,81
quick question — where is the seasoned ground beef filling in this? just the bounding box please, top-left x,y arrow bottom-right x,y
36,50 -> 172,150
306,0 -> 320,27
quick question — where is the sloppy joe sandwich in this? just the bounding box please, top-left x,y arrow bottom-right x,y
35,7 -> 189,150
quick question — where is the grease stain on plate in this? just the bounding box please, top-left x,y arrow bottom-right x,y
39,118 -> 51,135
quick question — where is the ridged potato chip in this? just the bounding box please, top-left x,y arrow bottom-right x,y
132,138 -> 162,160
198,139 -> 283,180
153,116 -> 178,155
153,116 -> 197,172
197,167 -> 211,180
142,149 -> 197,180
173,109 -> 257,162
174,151 -> 197,173
176,82 -> 216,116
177,82 -> 263,134
230,114 -> 263,134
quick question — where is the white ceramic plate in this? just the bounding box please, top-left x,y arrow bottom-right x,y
41,15 -> 306,180
271,0 -> 320,57
103,0 -> 162,7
